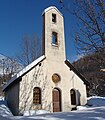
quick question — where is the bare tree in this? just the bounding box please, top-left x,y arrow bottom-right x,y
59,0 -> 105,67
17,35 -> 42,67
59,0 -> 105,96
0,56 -> 22,96
0,57 -> 22,82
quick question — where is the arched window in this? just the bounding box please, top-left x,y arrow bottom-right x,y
52,32 -> 58,45
70,89 -> 76,105
33,87 -> 41,104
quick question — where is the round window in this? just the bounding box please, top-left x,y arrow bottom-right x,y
52,73 -> 61,83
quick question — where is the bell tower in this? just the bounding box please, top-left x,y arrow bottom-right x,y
42,6 -> 66,63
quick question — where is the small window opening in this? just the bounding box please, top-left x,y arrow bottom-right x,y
52,32 -> 58,45
52,13 -> 56,23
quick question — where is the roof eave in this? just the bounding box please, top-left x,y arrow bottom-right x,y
3,55 -> 46,91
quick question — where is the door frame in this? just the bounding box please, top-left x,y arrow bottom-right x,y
52,87 -> 62,112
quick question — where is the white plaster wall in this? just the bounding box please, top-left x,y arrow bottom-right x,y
19,59 -> 87,113
71,71 -> 87,105
19,61 -> 46,113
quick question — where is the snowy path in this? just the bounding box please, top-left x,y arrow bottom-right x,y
9,106 -> 105,120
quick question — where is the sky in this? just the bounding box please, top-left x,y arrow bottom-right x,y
0,0 -> 77,62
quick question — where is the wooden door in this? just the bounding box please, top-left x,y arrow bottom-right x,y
52,88 -> 61,112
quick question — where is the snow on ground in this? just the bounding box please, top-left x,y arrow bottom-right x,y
0,96 -> 13,120
0,96 -> 13,117
87,96 -> 105,107
0,96 -> 105,120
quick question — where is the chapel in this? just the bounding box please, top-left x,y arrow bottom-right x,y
3,6 -> 89,115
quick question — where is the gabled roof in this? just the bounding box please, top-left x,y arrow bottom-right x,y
42,6 -> 63,16
65,60 -> 90,86
3,55 -> 46,91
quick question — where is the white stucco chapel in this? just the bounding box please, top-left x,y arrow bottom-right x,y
3,6 -> 88,115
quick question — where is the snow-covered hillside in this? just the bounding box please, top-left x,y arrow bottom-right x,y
0,54 -> 23,75
0,96 -> 105,120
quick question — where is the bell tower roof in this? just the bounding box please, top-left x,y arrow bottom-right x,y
42,6 -> 63,16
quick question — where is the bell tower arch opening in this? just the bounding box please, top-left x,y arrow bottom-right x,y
52,13 -> 56,23
52,32 -> 58,45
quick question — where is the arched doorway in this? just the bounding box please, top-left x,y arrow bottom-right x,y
52,88 -> 61,112
70,89 -> 76,105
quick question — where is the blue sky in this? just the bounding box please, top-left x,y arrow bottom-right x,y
0,0 -> 77,62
